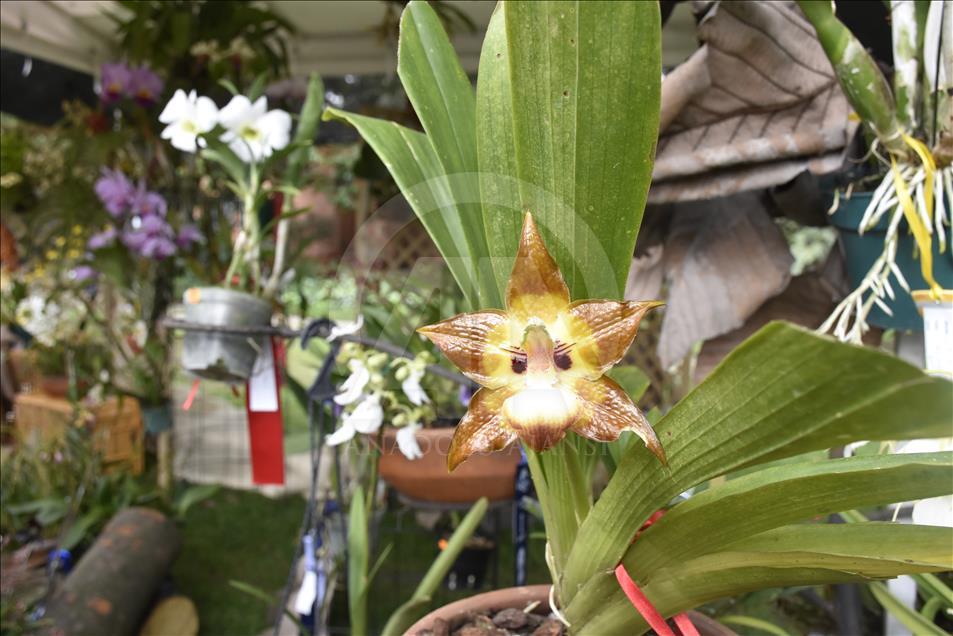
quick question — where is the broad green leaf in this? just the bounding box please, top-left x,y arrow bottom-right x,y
627,452 -> 953,577
348,488 -> 369,636
574,524 -> 952,635
398,2 -> 491,307
482,0 -> 660,300
562,322 -> 953,600
381,498 -> 488,636
476,4 -> 520,296
322,108 -> 477,306
285,73 -> 324,187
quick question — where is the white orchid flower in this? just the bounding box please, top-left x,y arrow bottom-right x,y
348,394 -> 384,434
328,315 -> 363,341
325,395 -> 384,446
158,89 -> 218,153
899,437 -> 953,527
325,420 -> 356,446
334,359 -> 370,406
401,368 -> 430,407
396,422 -> 424,460
218,94 -> 291,163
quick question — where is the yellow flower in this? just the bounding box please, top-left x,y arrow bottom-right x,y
45,250 -> 58,260
419,213 -> 666,471
72,225 -> 83,236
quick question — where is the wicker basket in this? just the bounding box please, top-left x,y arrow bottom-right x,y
13,394 -> 144,475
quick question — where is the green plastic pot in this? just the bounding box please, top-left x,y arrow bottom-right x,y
829,191 -> 953,331
141,402 -> 173,434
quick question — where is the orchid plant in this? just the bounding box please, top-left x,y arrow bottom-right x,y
328,2 -> 953,633
798,0 -> 953,343
156,73 -> 324,299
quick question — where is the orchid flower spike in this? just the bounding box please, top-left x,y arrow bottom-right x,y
419,212 -> 666,471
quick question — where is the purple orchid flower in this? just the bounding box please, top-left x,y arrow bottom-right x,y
129,186 -> 167,218
175,224 -> 203,248
140,236 -> 177,259
100,63 -> 131,104
94,169 -> 137,218
70,265 -> 98,282
87,227 -> 118,250
458,384 -> 474,407
127,66 -> 164,107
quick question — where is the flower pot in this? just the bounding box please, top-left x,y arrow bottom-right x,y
829,191 -> 953,331
180,287 -> 272,383
38,375 -> 89,399
141,402 -> 173,434
379,427 -> 520,504
406,584 -> 736,635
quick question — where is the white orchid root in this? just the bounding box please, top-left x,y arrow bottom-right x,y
820,165 -> 952,343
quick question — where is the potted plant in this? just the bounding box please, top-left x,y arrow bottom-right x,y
327,2 -> 953,634
155,73 -> 324,382
797,0 -> 953,339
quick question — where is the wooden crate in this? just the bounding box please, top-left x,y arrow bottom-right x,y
13,393 -> 144,475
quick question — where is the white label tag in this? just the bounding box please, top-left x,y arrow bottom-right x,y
248,339 -> 279,412
294,570 -> 318,615
922,304 -> 953,374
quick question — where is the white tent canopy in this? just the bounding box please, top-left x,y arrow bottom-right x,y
0,0 -> 697,78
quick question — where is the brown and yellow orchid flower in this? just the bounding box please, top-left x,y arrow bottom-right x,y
418,212 -> 667,471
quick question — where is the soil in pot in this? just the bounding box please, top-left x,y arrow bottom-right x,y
379,426 -> 521,504
408,585 -> 559,636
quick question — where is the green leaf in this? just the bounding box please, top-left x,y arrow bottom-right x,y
60,507 -> 107,550
718,616 -> 791,636
627,452 -> 953,578
606,365 -> 651,403
284,74 -> 324,189
174,484 -> 219,519
480,0 -> 660,300
201,137 -> 248,187
348,488 -> 368,636
869,581 -> 948,636
381,497 -> 488,636
396,1 -> 494,307
574,523 -> 953,635
562,322 -> 952,602
322,107 -> 478,306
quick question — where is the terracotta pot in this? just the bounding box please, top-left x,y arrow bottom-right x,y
407,585 -> 737,635
38,375 -> 87,398
379,427 -> 520,504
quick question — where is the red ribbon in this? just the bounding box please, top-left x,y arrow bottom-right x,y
615,510 -> 699,636
246,337 -> 285,485
181,379 -> 201,411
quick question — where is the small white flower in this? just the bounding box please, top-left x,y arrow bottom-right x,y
325,395 -> 384,446
334,359 -> 370,405
401,368 -> 430,406
325,420 -> 356,446
328,315 -> 363,341
348,394 -> 384,434
218,95 -> 291,163
396,422 -> 423,460
158,89 -> 219,153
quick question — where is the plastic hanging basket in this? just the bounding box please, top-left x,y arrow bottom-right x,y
180,287 -> 273,383
829,191 -> 953,331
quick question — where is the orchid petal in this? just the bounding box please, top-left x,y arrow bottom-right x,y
334,361 -> 370,405
158,89 -> 189,124
401,369 -> 430,406
501,384 -> 579,452
449,387 -> 518,471
326,421 -> 356,446
396,423 -> 424,460
506,212 -> 570,323
219,95 -> 254,129
569,376 -> 666,464
417,310 -> 513,389
560,299 -> 663,379
349,395 -> 384,434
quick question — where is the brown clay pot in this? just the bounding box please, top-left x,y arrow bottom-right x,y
406,584 -> 550,634
38,375 -> 85,398
406,584 -> 737,635
378,427 -> 521,504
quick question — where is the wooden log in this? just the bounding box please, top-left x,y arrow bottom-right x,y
44,507 -> 180,636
